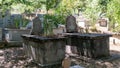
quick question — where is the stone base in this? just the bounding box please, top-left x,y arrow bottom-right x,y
22,34 -> 66,66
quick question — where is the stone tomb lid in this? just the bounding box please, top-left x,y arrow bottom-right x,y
61,33 -> 112,39
21,34 -> 67,42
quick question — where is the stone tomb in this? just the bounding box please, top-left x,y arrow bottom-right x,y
63,33 -> 112,58
65,14 -> 111,59
22,16 -> 66,68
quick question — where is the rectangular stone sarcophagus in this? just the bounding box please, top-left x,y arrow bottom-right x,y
5,28 -> 30,41
63,33 -> 112,58
4,28 -> 30,47
22,34 -> 66,67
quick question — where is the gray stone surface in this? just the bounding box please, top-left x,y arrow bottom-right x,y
0,28 -> 2,41
22,35 -> 66,66
66,15 -> 78,33
64,33 -> 111,58
5,28 -> 30,41
30,16 -> 43,35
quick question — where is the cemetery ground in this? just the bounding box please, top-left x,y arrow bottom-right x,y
0,37 -> 120,68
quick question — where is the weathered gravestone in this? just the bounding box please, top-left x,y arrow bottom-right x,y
95,18 -> 109,33
66,15 -> 78,54
66,15 -> 78,33
30,16 -> 43,35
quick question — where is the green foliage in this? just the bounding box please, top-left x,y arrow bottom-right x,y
13,18 -> 20,28
21,18 -> 29,27
46,0 -> 61,11
55,0 -> 84,15
1,0 -> 120,33
98,0 -> 111,13
107,0 -> 120,32
83,0 -> 99,25
13,16 -> 29,28
43,14 -> 66,35
0,0 -> 46,16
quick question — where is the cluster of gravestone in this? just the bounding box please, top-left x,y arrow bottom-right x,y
0,12 -> 111,68
0,13 -> 45,47
20,13 -> 112,68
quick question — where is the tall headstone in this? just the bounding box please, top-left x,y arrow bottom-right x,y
66,15 -> 78,33
30,16 -> 43,35
66,15 -> 78,54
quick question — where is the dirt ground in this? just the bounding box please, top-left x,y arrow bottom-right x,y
0,37 -> 120,68
75,50 -> 120,68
